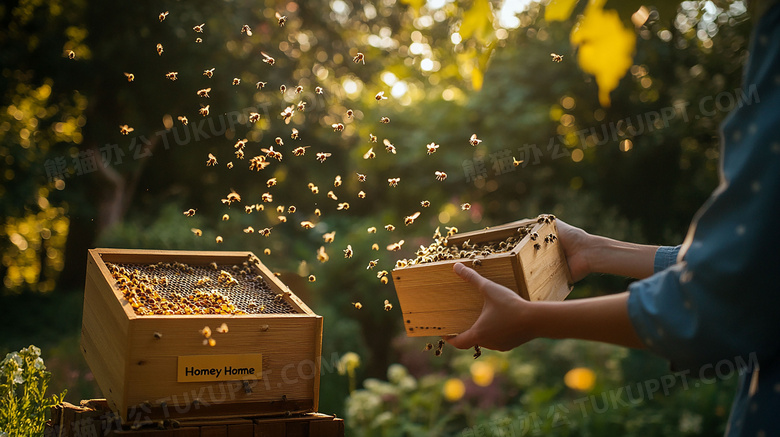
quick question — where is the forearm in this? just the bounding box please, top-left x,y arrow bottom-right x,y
585,235 -> 658,279
529,292 -> 645,349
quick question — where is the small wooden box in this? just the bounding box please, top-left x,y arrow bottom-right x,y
81,249 -> 323,423
392,217 -> 573,337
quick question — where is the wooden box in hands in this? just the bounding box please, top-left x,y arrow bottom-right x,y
392,216 -> 573,337
80,249 -> 323,424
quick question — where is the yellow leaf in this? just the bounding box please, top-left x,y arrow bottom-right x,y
471,66 -> 484,91
545,0 -> 579,21
459,0 -> 493,42
570,0 -> 636,106
399,0 -> 425,14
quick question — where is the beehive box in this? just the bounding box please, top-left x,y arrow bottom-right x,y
393,216 -> 573,337
81,249 -> 323,423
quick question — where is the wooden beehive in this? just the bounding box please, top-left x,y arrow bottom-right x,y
392,217 -> 573,337
81,249 -> 323,423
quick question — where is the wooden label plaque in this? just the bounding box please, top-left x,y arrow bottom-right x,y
177,353 -> 263,382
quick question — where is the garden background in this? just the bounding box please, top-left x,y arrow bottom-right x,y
0,0 -> 753,434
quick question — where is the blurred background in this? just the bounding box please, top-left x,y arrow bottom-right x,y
0,0 -> 752,434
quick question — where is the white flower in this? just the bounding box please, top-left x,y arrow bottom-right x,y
372,411 -> 394,427
387,363 -> 408,384
1,430 -> 9,437
33,357 -> 45,371
11,368 -> 24,385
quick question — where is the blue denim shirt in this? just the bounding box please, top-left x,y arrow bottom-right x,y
626,4 -> 780,435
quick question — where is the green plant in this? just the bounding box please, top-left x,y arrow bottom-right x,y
0,345 -> 66,437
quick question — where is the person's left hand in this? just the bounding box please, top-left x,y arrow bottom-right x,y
445,263 -> 535,351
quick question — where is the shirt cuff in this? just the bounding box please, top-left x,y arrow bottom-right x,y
653,245 -> 681,273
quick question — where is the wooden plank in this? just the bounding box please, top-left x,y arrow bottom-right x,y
311,317 -> 323,413
201,425 -> 228,437
447,218 -> 537,246
109,429 -> 200,437
309,418 -> 344,437
254,420 -> 286,437
516,221 -> 572,302
285,422 -> 308,437
227,423 -> 255,437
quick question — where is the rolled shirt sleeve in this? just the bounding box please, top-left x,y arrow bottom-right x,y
653,245 -> 680,274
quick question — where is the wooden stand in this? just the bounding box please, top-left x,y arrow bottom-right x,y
45,399 -> 344,437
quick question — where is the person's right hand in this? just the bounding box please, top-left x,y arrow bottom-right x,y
554,220 -> 594,282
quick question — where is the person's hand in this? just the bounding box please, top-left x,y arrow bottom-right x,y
445,263 -> 536,351
554,220 -> 594,282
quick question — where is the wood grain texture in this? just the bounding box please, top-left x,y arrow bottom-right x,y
81,249 -> 322,424
392,218 -> 572,337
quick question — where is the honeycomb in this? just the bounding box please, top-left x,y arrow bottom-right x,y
105,256 -> 297,315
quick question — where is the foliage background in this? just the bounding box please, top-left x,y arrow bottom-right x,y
0,0 -> 752,434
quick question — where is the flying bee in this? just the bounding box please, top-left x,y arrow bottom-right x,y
245,205 -> 254,213
261,192 -> 273,202
222,214 -> 230,221
375,91 -> 387,100
241,24 -> 253,36
261,145 -> 283,161
308,183 -> 319,194
446,226 -> 459,237
249,112 -> 261,123
420,200 -> 431,207
435,171 -> 447,181
119,124 -> 134,135
385,224 -> 396,231
291,128 -> 299,140
372,243 -> 379,250
380,116 -> 390,124
277,215 -> 287,223
470,133 -> 482,146
426,142 -> 439,155
369,134 -> 377,143
314,208 -> 321,216
550,53 -> 564,62
260,227 -> 272,237
323,231 -> 336,243
317,246 -> 329,262
249,156 -> 270,171
334,175 -> 342,187
195,37 -> 202,43
199,105 -> 210,116
225,190 -> 241,203
183,208 -> 196,217
363,148 -> 376,159
384,139 -> 396,154
343,245 -> 353,258
158,11 -> 169,21
193,23 -> 205,33
191,228 -> 202,236
388,178 -> 400,187
356,173 -> 366,182
332,123 -> 344,132
197,88 -> 211,98
216,323 -> 229,334
275,137 -> 284,146
346,109 -> 354,118
295,85 -> 303,93
367,259 -> 378,269
423,343 -> 433,351
206,153 -> 217,166
276,205 -> 285,214
358,191 -> 366,199
352,302 -> 362,309
288,205 -> 296,213
280,106 -> 295,123
124,72 -> 135,82
234,139 -> 247,150
513,157 -> 524,167
255,204 -> 264,211
316,152 -> 332,163
216,236 -> 223,243
337,202 -> 350,210
177,116 -> 188,125
275,11 -> 286,26
66,50 -> 76,59
156,44 -> 163,56
280,84 -> 287,93
256,81 -> 267,89
461,203 -> 471,211
261,52 -> 275,65
387,240 -> 405,251
292,146 -> 310,157
232,78 -> 241,85
367,227 -> 377,233
308,275 -> 316,282
300,220 -> 315,229
243,226 -> 254,234
384,299 -> 392,310
327,191 -> 338,200
203,68 -> 215,78
315,86 -> 323,94
297,101 -> 307,111
265,178 -> 277,188
473,345 -> 482,359
404,212 -> 421,226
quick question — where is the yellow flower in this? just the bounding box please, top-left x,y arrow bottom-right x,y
443,378 -> 465,402
337,352 -> 361,377
470,361 -> 495,387
564,367 -> 596,392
